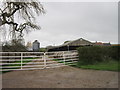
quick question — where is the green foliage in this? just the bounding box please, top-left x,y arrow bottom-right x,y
1,57 -> 35,74
2,44 -> 27,52
78,46 -> 102,65
39,48 -> 46,52
109,46 -> 119,60
2,39 -> 28,52
77,46 -> 119,65
53,59 -> 64,63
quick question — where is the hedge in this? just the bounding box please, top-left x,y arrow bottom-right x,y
77,46 -> 119,65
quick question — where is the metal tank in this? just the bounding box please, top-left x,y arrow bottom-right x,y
32,40 -> 40,52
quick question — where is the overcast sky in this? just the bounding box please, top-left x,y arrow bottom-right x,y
24,2 -> 118,47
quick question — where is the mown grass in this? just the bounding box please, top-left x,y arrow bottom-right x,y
71,60 -> 119,71
1,57 -> 38,74
53,59 -> 77,66
53,59 -> 64,63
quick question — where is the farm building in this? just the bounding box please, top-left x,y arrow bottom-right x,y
32,40 -> 40,51
26,42 -> 32,51
93,41 -> 111,46
47,38 -> 93,52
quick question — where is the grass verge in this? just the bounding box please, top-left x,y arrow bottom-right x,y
71,60 -> 119,71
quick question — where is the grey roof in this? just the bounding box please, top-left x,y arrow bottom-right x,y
47,38 -> 93,50
63,38 -> 93,46
33,40 -> 40,44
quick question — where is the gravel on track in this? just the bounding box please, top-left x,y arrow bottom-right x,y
1,66 -> 118,88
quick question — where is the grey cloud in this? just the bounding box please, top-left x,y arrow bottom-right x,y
25,2 -> 118,47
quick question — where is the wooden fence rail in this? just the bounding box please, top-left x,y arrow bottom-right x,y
0,50 -> 78,71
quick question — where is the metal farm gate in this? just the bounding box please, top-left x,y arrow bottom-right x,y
0,50 -> 78,71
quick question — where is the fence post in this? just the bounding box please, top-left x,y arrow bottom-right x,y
44,52 -> 46,68
21,52 -> 23,69
63,51 -> 66,65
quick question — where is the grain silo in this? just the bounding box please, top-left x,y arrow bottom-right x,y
32,40 -> 40,51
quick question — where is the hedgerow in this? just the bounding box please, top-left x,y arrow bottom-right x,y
77,46 -> 119,65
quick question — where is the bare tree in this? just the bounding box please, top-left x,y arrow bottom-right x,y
0,0 -> 45,40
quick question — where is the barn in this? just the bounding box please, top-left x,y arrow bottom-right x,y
47,38 -> 93,52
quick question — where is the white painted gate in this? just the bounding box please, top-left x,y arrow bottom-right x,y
0,50 -> 78,71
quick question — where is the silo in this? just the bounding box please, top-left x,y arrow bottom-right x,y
32,40 -> 40,52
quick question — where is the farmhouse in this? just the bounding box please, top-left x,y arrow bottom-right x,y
26,42 -> 32,51
47,38 -> 93,52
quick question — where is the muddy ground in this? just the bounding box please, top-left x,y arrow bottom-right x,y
1,66 -> 118,88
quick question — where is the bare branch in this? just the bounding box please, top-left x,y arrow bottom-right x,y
0,1 -> 45,40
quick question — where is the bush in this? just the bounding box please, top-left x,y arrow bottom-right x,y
39,48 -> 46,52
2,44 -> 27,52
77,46 -> 119,65
77,46 -> 102,65
109,46 -> 119,60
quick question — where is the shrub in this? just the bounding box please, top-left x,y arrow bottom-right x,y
2,43 -> 27,52
109,46 -> 119,60
77,46 -> 119,65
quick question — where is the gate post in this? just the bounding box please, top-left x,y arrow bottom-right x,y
21,52 -> 23,69
44,52 -> 46,68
